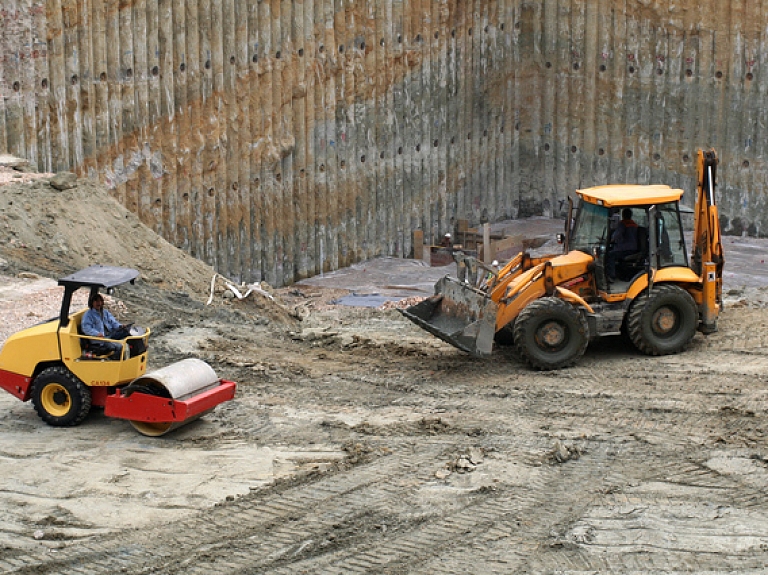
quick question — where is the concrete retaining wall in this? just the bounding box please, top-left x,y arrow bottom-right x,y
1,0 -> 766,285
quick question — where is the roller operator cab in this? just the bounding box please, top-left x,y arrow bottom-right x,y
0,265 -> 236,436
402,148 -> 724,370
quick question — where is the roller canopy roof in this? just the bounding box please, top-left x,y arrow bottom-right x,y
58,265 -> 140,289
576,184 -> 684,207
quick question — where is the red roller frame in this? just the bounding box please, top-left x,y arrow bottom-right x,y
104,379 -> 236,423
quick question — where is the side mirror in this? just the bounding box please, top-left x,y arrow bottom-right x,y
556,233 -> 566,244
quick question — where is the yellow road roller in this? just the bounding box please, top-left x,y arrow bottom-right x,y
0,265 -> 236,436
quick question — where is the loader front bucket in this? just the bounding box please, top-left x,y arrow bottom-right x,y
400,276 -> 498,357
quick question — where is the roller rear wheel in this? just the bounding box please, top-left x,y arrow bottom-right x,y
31,367 -> 92,427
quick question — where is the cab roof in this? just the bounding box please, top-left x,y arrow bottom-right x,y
576,184 -> 684,207
58,265 -> 140,289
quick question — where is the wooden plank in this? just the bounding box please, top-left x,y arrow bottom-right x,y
636,3 -> 653,182
495,0 -> 509,220
91,0 -> 108,178
444,0 -> 459,233
486,0 -> 500,223
401,0 -> 414,256
258,0 -> 277,284
247,0 -> 263,280
412,229 -> 423,260
412,0 -> 424,249
2,5 -> 26,159
382,0 -> 403,257
278,0 -> 294,284
222,0 -> 239,280
430,0 -> 443,241
421,0 -> 430,237
118,0 -> 137,210
32,0 -> 51,171
300,0 -> 316,277
593,0 -> 611,186
608,0 -> 627,184
234,0 -> 250,281
208,0 -> 224,279
476,0 -> 490,222
258,0 -> 274,281
198,0 -> 214,268
357,2 -> 373,261
185,0 -> 202,259
724,0 -> 756,214
157,0 -> 176,244
550,0 -> 566,213
314,0 -> 331,274
472,0 -> 485,225
566,0 -> 585,208
650,17 -> 670,184
460,3 -> 473,224
582,0 -> 598,177
0,6 -> 7,153
103,0 -> 120,188
171,0 -> 189,250
132,0 -> 151,225
621,2 -> 640,181
293,0 -> 309,280
508,1 -> 521,219
145,0 -> 163,235
19,0 -> 39,166
753,0 -> 768,220
76,0 -> 95,176
222,0 -> 238,278
367,0 -> 377,255
335,0 -> 351,268
272,0 -> 288,284
375,0 -> 391,256
61,0 -> 81,170
324,0 -> 339,271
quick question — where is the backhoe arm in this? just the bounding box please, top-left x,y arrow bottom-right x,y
692,149 -> 724,274
691,148 -> 724,332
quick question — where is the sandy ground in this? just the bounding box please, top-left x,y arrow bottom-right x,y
1,174 -> 768,573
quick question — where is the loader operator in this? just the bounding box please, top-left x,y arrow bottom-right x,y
82,293 -> 129,359
607,208 -> 639,281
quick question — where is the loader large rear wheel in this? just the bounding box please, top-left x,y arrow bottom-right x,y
513,297 -> 588,370
627,284 -> 697,356
31,367 -> 92,427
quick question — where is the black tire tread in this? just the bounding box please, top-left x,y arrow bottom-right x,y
627,284 -> 697,356
31,366 -> 92,427
513,297 -> 589,370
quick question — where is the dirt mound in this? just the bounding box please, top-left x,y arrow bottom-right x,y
0,174 -> 224,301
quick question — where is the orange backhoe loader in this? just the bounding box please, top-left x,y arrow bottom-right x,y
402,149 -> 724,369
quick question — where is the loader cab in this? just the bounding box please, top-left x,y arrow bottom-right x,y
571,185 -> 688,292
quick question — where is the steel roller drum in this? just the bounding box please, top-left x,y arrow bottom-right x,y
125,358 -> 221,436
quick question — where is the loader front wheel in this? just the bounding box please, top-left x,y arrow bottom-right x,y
627,284 -> 697,356
31,367 -> 92,427
513,297 -> 589,370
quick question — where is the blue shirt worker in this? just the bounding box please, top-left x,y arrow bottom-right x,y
81,293 -> 128,359
607,208 -> 639,280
